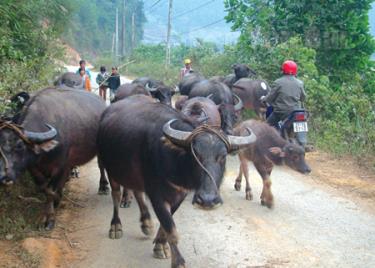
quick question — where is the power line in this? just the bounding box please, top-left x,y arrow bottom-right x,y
147,0 -> 167,13
180,18 -> 225,35
172,0 -> 216,19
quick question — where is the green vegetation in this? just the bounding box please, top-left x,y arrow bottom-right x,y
0,175 -> 45,240
0,0 -> 74,108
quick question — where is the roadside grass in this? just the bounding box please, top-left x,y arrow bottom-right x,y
0,174 -> 45,241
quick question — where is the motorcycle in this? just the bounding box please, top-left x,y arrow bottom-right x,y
266,105 -> 313,151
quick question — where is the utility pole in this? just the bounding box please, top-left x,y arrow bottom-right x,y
131,12 -> 135,52
166,0 -> 173,66
115,7 -> 119,62
121,0 -> 126,58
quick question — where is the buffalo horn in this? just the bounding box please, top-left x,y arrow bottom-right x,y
228,127 -> 256,148
145,82 -> 158,92
233,94 -> 243,111
25,124 -> 57,144
162,119 -> 192,147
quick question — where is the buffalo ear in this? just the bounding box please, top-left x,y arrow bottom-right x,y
269,147 -> 285,157
33,140 -> 59,154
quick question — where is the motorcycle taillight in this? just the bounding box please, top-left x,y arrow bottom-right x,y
295,113 -> 306,121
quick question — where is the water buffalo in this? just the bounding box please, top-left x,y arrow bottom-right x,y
113,83 -> 151,102
121,97 -> 221,210
181,97 -> 221,127
174,95 -> 189,110
132,77 -> 175,105
178,72 -> 205,96
232,78 -> 270,119
97,95 -> 256,268
234,120 -> 311,208
0,88 -> 106,230
223,64 -> 257,88
189,80 -> 243,134
54,72 -> 83,89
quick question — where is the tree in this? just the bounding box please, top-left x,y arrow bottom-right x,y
225,0 -> 375,80
64,0 -> 146,59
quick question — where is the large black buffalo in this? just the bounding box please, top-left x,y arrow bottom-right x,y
189,80 -> 243,134
178,72 -> 205,96
97,95 -> 256,268
132,77 -> 175,105
54,72 -> 83,89
0,88 -> 106,230
232,78 -> 271,119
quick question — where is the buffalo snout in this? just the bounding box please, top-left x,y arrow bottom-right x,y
0,176 -> 14,186
192,192 -> 223,209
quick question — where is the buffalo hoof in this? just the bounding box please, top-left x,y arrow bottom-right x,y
98,185 -> 110,195
120,200 -> 132,208
245,191 -> 253,201
153,243 -> 171,259
141,219 -> 154,237
172,258 -> 186,268
39,218 -> 55,231
234,181 -> 241,191
109,224 -> 123,239
261,199 -> 274,209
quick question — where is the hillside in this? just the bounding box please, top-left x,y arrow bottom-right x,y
143,0 -> 239,45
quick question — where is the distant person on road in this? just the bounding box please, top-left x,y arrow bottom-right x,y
260,60 -> 306,128
79,68 -> 91,92
107,67 -> 121,102
180,58 -> 193,80
96,66 -> 109,100
76,59 -> 92,80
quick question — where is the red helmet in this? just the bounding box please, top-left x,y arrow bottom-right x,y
282,60 -> 298,75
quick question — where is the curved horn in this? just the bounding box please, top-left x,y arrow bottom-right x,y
145,82 -> 158,92
228,127 -> 256,149
207,94 -> 213,100
233,94 -> 243,111
162,119 -> 192,147
24,124 -> 57,144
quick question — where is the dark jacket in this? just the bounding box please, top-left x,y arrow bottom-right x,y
107,74 -> 121,91
264,75 -> 306,114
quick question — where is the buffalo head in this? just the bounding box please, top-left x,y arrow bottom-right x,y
209,93 -> 243,135
269,144 -> 311,174
232,64 -> 257,78
0,123 -> 58,185
163,119 -> 256,209
145,83 -> 175,106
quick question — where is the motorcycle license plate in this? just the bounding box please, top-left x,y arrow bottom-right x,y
293,122 -> 308,132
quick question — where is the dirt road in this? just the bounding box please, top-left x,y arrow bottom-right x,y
63,155 -> 375,268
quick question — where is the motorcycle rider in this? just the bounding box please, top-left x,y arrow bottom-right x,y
261,60 -> 306,128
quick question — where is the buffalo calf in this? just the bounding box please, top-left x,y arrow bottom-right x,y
234,120 -> 311,208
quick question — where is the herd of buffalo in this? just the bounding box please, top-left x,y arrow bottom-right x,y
0,64 -> 311,268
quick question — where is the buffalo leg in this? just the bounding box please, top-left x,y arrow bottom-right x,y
108,178 -> 123,239
239,155 -> 253,201
254,161 -> 274,209
42,168 -> 70,230
120,188 -> 133,208
133,191 -> 153,236
234,159 -> 242,191
150,191 -> 187,268
98,158 -> 109,195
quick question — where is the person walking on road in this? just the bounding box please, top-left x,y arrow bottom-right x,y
76,59 -> 92,80
107,67 -> 121,102
79,68 -> 91,92
96,66 -> 109,100
180,58 -> 193,80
